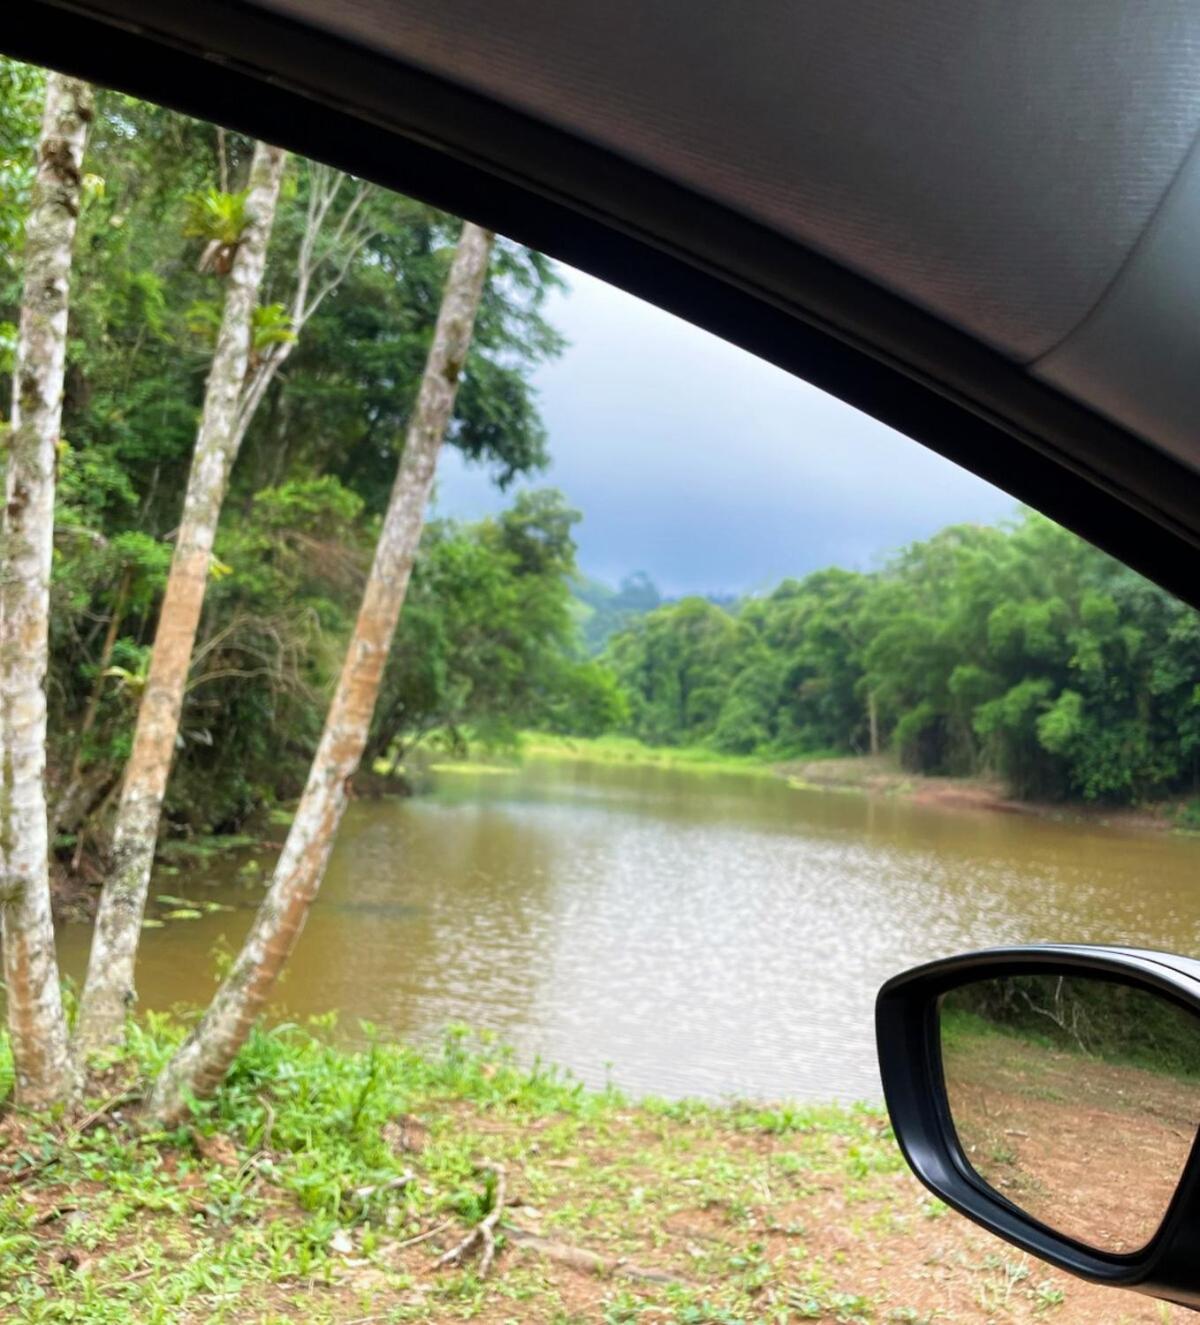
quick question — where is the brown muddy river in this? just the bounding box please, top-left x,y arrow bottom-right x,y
56,759 -> 1200,1102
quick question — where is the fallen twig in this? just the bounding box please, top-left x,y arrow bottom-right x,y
394,1218 -> 452,1250
71,1091 -> 141,1137
435,1162 -> 505,1278
0,1156 -> 55,1188
234,1098 -> 281,1185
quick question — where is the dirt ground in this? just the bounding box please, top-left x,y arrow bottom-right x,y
4,1098 -> 1195,1323
944,1026 -> 1200,1256
777,754 -> 1188,834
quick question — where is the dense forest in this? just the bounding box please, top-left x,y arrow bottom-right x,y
0,65 -> 617,846
573,570 -> 662,654
604,512 -> 1200,805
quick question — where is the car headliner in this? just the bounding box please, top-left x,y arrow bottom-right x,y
9,1 -> 1200,606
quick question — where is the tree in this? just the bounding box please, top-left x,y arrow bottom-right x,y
605,598 -> 742,746
365,490 -> 625,762
76,139 -> 288,1056
211,161 -> 380,460
19,77 -> 563,851
592,507 -> 1200,803
148,221 -> 496,1122
0,72 -> 93,1106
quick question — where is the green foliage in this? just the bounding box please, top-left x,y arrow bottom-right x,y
369,490 -> 616,765
181,185 -> 249,245
601,512 -> 1200,804
943,976 -> 1200,1080
187,298 -> 295,350
606,597 -> 744,747
0,55 -> 597,841
573,570 -> 661,653
250,300 -> 296,351
539,657 -> 631,737
0,58 -> 43,263
183,297 -> 221,342
9,47 -> 1200,843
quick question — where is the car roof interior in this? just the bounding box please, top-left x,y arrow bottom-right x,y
10,0 -> 1200,607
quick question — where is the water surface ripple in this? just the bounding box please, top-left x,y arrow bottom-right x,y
57,760 -> 1200,1102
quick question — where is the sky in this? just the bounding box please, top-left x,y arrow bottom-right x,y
432,266 -> 1016,597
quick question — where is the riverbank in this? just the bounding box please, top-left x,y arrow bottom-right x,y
778,754 -> 1019,813
777,753 -> 1199,835
522,734 -> 1196,835
0,1022 -> 1178,1323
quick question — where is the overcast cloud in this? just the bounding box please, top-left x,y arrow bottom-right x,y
433,266 -> 1016,597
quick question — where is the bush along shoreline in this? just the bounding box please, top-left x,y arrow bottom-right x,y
0,1018 -> 1179,1323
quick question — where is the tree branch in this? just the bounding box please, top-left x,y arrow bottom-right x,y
435,1162 -> 506,1279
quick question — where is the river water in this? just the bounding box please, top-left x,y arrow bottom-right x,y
55,759 -> 1200,1103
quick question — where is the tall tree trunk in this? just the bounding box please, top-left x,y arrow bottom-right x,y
149,221 -> 495,1123
74,141 -> 288,1057
0,73 -> 94,1107
868,689 -> 880,757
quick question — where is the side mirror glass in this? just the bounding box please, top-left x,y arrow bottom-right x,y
939,972 -> 1200,1253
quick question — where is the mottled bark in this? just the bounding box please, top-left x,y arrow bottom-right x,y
0,74 -> 94,1107
74,141 -> 287,1057
149,222 -> 495,1123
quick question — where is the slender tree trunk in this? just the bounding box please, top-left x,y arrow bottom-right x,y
0,74 -> 94,1107
149,221 -> 495,1123
73,567 -> 130,769
868,690 -> 880,757
74,141 -> 287,1056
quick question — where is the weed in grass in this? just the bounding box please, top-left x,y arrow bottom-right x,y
1033,1280 -> 1066,1311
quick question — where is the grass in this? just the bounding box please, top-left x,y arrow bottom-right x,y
516,733 -> 780,777
368,732 -> 788,785
940,1002 -> 1200,1087
0,1018 -> 1167,1323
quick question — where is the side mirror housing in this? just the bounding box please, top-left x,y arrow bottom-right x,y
877,945 -> 1200,1309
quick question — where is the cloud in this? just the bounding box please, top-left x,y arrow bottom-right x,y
434,266 -> 1015,595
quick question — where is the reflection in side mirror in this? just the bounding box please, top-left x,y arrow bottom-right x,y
939,973 -> 1200,1254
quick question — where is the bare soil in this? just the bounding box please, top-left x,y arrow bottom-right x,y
945,1028 -> 1200,1258
778,754 -> 1187,834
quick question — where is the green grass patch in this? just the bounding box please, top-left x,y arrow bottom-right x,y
0,1017 -> 1095,1322
517,732 -> 778,777
0,1016 -> 973,1324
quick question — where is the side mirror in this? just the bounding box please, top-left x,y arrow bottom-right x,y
877,945 -> 1200,1309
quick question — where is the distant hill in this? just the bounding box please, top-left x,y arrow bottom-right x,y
572,574 -> 747,652
572,572 -> 662,653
